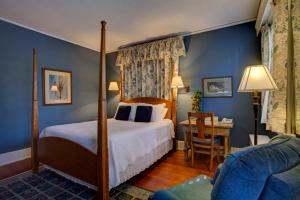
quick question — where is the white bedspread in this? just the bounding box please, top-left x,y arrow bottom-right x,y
40,119 -> 174,189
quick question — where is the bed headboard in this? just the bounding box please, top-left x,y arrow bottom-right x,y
123,97 -> 173,122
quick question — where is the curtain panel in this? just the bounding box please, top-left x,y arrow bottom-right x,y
265,0 -> 288,133
116,36 -> 185,100
264,0 -> 299,134
292,0 -> 300,134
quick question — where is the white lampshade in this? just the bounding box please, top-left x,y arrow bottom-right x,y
238,65 -> 278,92
108,81 -> 119,91
171,76 -> 184,88
50,85 -> 58,92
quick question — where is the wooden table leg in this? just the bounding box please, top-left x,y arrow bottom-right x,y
228,135 -> 231,154
224,136 -> 229,157
184,128 -> 189,161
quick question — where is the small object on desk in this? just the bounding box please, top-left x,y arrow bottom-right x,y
221,118 -> 233,124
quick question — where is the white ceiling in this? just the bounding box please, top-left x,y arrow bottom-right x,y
0,0 -> 260,52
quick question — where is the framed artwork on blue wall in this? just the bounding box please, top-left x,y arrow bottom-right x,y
202,76 -> 233,98
43,68 -> 72,105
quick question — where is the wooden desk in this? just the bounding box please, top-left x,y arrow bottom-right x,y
179,119 -> 234,160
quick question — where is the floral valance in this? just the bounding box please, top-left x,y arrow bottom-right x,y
116,36 -> 186,67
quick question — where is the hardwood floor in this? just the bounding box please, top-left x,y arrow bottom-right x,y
0,151 -> 219,192
130,150 -> 219,191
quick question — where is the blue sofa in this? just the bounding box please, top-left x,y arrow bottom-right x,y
150,135 -> 300,200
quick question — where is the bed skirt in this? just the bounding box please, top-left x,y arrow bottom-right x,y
118,139 -> 173,186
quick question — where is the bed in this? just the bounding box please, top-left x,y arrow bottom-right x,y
40,109 -> 174,189
31,21 -> 177,200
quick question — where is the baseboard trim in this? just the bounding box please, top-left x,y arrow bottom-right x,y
0,148 -> 31,166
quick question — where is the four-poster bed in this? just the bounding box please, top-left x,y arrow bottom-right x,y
31,21 -> 178,200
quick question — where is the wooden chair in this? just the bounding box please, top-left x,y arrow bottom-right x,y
188,112 -> 221,171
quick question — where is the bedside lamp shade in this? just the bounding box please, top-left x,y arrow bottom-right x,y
171,76 -> 184,88
108,81 -> 119,91
238,65 -> 278,92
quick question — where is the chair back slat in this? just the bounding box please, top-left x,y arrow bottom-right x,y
188,112 -> 215,145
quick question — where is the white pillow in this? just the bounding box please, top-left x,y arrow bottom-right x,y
162,108 -> 168,119
114,102 -> 137,121
138,103 -> 166,122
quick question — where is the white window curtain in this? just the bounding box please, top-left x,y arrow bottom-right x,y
116,37 -> 186,100
292,0 -> 300,135
261,25 -> 273,123
262,0 -> 300,135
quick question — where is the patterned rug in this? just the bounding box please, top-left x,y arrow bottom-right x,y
0,168 -> 153,200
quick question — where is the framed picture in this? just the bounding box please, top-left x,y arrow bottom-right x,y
202,76 -> 233,98
43,68 -> 72,105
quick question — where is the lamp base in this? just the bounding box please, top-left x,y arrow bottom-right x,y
252,91 -> 261,145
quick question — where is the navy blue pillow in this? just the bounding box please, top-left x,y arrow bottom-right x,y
115,106 -> 131,121
134,106 -> 153,122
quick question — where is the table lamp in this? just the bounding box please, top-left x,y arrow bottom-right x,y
171,76 -> 184,88
238,64 -> 278,145
108,81 -> 119,91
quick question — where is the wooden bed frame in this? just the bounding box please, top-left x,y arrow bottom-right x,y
31,21 -> 177,200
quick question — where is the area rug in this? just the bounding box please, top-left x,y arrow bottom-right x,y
0,168 -> 153,200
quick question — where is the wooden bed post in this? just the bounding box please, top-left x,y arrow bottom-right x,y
171,63 -> 177,150
97,21 -> 109,200
32,48 -> 39,172
171,63 -> 177,128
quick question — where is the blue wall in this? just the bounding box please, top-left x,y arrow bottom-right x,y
106,22 -> 261,147
0,20 -> 99,154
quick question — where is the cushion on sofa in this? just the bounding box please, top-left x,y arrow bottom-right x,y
211,135 -> 300,200
260,163 -> 300,200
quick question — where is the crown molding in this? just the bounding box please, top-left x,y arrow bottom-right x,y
184,18 -> 256,37
0,17 -> 100,52
1,16 -> 256,54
